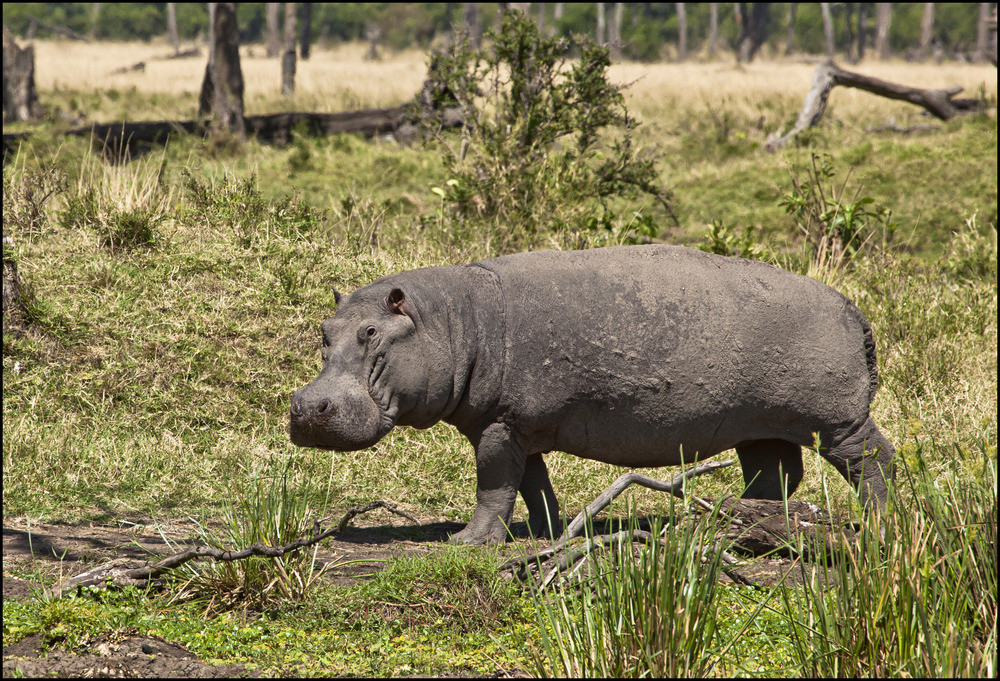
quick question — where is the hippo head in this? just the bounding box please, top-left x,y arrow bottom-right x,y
289,283 -> 451,451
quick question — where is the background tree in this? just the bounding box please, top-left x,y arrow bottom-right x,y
736,3 -> 770,63
821,2 -> 835,58
976,2 -> 993,62
707,2 -> 719,57
2,26 -> 43,122
282,2 -> 297,96
918,2 -> 935,59
166,3 -> 179,54
199,3 -> 244,135
596,2 -> 606,46
609,3 -> 623,59
676,3 -> 687,61
785,3 -> 797,55
300,3 -> 311,59
89,2 -> 99,40
462,3 -> 482,48
875,3 -> 892,59
266,3 -> 280,57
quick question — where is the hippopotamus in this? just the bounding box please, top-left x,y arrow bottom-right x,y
289,245 -> 895,544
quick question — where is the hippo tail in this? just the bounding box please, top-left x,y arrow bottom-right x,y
848,301 -> 880,401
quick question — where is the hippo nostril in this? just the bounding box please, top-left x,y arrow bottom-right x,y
290,399 -> 303,417
317,399 -> 336,415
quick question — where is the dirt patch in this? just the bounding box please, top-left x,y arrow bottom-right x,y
2,630 -> 258,678
2,512 -> 466,678
3,511 -> 809,677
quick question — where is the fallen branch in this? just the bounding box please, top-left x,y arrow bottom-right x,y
502,461 -> 758,589
767,60 -> 982,150
42,500 -> 417,600
557,460 -> 736,547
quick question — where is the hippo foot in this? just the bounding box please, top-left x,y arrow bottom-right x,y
448,520 -> 510,545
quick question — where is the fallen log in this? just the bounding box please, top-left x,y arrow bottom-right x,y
2,106 -> 464,159
767,60 -> 983,150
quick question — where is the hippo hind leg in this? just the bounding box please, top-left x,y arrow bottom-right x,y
519,454 -> 560,538
819,416 -> 896,511
737,439 -> 804,500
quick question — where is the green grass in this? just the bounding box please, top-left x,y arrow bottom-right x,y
2,58 -> 996,676
3,547 -> 537,676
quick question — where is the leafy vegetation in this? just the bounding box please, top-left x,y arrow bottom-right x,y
419,12 -> 670,249
2,21 -> 996,678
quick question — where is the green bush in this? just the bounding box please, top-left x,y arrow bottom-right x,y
418,11 -> 672,251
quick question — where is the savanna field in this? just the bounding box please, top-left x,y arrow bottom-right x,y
2,34 -> 997,677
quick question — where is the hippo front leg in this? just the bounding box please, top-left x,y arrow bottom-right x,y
450,423 -> 525,545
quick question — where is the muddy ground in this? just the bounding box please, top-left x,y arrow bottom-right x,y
3,512 -> 802,678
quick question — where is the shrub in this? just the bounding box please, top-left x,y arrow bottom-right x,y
780,152 -> 896,265
417,10 -> 674,251
182,171 -> 322,248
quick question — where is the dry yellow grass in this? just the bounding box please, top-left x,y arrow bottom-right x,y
31,39 -> 430,112
29,38 -> 996,121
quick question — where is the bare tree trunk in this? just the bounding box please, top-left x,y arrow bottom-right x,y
282,2 -> 297,96
554,2 -> 564,21
299,3 -> 311,59
596,3 -> 606,46
2,27 -> 44,122
90,3 -> 100,40
610,3 -> 623,59
875,3 -> 892,60
676,3 -> 687,61
166,3 -> 180,54
266,3 -> 280,57
199,3 -> 245,135
536,2 -> 546,34
785,3 -> 797,55
845,3 -> 855,61
737,3 -> 770,63
821,3 -> 835,59
976,3 -> 992,63
917,3 -> 934,60
463,3 -> 481,48
855,2 -> 867,62
708,3 -> 719,58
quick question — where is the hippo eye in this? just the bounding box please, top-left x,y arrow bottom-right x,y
322,336 -> 330,347
365,326 -> 376,338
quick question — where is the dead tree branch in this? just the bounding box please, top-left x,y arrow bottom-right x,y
42,500 -> 417,600
767,60 -> 983,150
557,461 -> 736,547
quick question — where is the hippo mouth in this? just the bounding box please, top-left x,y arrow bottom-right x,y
289,377 -> 395,452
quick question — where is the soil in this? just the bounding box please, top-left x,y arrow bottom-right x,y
3,509 -> 808,678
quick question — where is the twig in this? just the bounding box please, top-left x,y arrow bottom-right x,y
43,500 -> 417,600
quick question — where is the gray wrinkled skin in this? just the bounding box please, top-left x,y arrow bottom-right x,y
290,245 -> 896,544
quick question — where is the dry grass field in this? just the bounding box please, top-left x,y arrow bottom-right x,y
30,38 -> 997,120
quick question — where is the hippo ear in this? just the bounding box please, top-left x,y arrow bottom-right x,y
333,289 -> 343,305
387,288 -> 408,316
